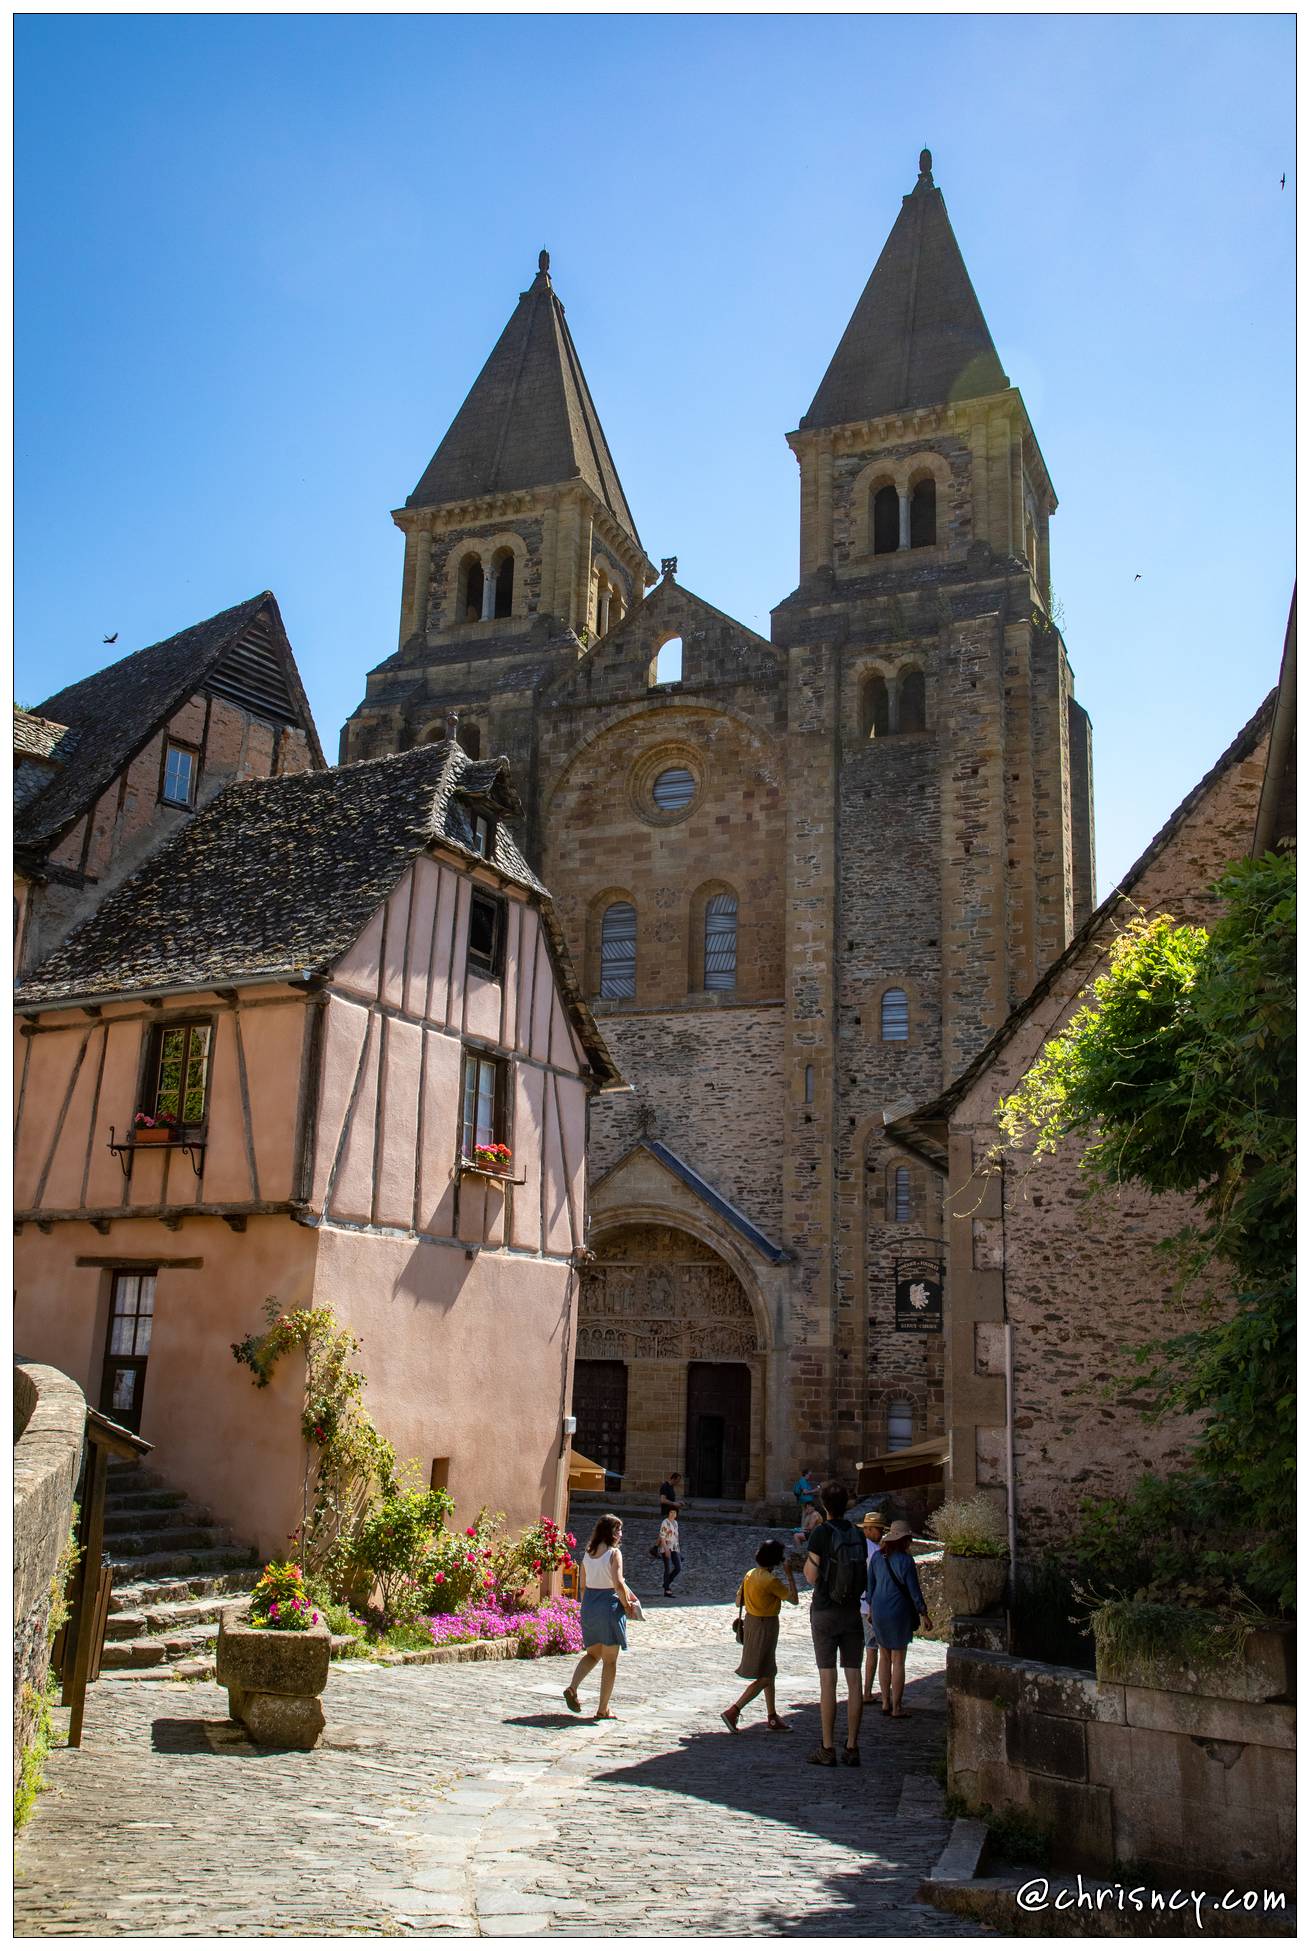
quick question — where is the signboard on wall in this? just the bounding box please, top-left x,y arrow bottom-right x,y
894,1255 -> 944,1333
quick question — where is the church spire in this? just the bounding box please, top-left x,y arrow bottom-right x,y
407,253 -> 642,549
801,149 -> 1008,429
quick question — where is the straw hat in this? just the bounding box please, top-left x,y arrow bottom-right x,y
860,1511 -> 886,1533
883,1520 -> 914,1543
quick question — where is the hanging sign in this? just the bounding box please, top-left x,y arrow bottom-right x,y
894,1255 -> 944,1333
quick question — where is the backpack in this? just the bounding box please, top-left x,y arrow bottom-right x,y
823,1519 -> 867,1606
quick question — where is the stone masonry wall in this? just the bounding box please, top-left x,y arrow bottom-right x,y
14,1360 -> 85,1787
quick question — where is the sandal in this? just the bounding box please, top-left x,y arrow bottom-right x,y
806,1744 -> 837,1767
720,1709 -> 740,1735
594,1710 -> 618,1721
766,1715 -> 790,1731
563,1688 -> 581,1715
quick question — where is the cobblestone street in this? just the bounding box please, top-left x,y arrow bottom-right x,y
16,1519 -> 987,1938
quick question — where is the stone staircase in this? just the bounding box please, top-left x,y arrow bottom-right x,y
100,1461 -> 262,1678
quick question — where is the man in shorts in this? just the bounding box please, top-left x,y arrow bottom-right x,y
803,1479 -> 866,1766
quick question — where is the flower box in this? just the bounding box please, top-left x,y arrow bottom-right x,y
132,1126 -> 177,1147
216,1606 -> 331,1750
940,1551 -> 1009,1618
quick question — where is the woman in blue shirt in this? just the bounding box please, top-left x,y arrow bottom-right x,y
867,1520 -> 932,1717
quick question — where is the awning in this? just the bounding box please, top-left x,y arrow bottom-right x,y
856,1433 -> 948,1497
567,1448 -> 607,1493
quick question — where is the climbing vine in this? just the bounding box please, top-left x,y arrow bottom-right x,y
232,1299 -> 396,1580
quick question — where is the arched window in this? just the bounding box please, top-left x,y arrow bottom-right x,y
862,674 -> 890,739
881,987 -> 910,1041
886,1399 -> 915,1453
610,593 -> 624,629
909,479 -> 936,548
458,555 -> 484,623
492,551 -> 514,619
703,891 -> 738,991
892,1165 -> 912,1223
872,484 -> 899,555
599,902 -> 637,1000
804,1064 -> 814,1104
596,579 -> 611,636
460,722 -> 482,759
898,669 -> 926,733
652,636 -> 683,686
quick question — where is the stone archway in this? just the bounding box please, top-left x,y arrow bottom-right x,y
575,1221 -> 765,1500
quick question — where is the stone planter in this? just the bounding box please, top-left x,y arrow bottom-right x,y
216,1606 -> 330,1750
1094,1616 -> 1294,1703
940,1552 -> 1009,1619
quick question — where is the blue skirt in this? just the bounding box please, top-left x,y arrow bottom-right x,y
580,1587 -> 628,1651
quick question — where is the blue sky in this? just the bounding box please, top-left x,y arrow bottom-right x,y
15,13 -> 1295,894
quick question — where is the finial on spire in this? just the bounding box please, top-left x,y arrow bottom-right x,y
918,148 -> 933,181
538,249 -> 550,274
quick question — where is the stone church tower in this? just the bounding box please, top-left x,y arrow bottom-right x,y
343,151 -> 1095,1508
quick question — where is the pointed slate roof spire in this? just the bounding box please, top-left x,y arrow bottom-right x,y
408,252 -> 642,544
801,149 -> 1009,429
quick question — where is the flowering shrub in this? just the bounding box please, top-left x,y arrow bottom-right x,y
250,1561 -> 320,1633
488,1512 -> 575,1606
349,1486 -> 454,1624
424,1507 -> 498,1613
424,1597 -> 582,1658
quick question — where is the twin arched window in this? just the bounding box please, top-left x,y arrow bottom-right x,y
861,668 -> 926,739
596,888 -> 739,1002
457,548 -> 516,624
870,478 -> 937,556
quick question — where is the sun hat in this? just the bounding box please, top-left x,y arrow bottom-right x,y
860,1510 -> 886,1530
883,1520 -> 914,1543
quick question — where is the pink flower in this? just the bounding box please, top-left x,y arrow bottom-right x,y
465,1526 -> 477,1537
433,1571 -> 445,1584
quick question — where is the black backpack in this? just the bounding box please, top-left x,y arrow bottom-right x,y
823,1519 -> 867,1605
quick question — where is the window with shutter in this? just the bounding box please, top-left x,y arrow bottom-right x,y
652,767 -> 695,812
892,1166 -> 912,1222
703,891 -> 737,991
599,902 -> 637,999
881,988 -> 910,1041
887,1400 -> 914,1453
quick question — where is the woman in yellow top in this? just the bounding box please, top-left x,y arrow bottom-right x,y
721,1539 -> 798,1733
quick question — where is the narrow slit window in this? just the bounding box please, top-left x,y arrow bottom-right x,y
703,891 -> 737,991
599,901 -> 637,999
881,988 -> 910,1041
804,1064 -> 814,1104
892,1166 -> 912,1222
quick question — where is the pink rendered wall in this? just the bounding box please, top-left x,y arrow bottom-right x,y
313,1226 -> 575,1531
14,991 -> 309,1222
12,1215 -> 319,1560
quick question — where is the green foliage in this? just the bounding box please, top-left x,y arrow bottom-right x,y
998,853 -> 1296,1611
927,1494 -> 1008,1558
486,1512 -> 575,1605
232,1298 -> 396,1580
349,1486 -> 454,1624
250,1561 -> 320,1632
14,1678 -> 60,1831
424,1506 -> 498,1613
377,1618 -> 436,1653
1090,1597 -> 1256,1680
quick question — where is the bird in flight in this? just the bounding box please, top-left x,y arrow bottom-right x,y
1281,174 -> 1286,190
102,632 -> 118,643
1134,574 -> 1141,582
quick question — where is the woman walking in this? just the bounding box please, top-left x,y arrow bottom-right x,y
721,1540 -> 798,1734
564,1515 -> 641,1721
867,1520 -> 932,1718
858,1509 -> 886,1703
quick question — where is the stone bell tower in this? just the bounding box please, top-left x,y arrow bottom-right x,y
772,148 -> 1096,1479
341,251 -> 654,773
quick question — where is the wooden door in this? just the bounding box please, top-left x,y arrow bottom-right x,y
685,1362 -> 750,1499
572,1360 -> 628,1477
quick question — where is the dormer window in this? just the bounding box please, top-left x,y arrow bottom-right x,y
471,812 -> 494,858
161,741 -> 198,808
468,888 -> 505,977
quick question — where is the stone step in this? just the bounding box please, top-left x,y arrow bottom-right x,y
105,1592 -> 245,1640
105,1463 -> 166,1492
103,1485 -> 189,1513
104,1503 -> 207,1537
104,1523 -> 234,1559
100,1622 -> 220,1671
109,1568 -> 262,1613
103,1542 -> 259,1580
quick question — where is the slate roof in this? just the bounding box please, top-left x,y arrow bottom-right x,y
884,687 -> 1279,1169
802,152 -> 1009,430
407,257 -> 643,545
594,1139 -> 789,1266
16,593 -> 326,851
16,741 -> 622,1089
14,708 -> 73,760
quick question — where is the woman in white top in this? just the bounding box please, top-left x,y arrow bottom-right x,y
564,1513 -> 640,1721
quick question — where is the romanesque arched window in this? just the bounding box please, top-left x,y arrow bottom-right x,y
492,549 -> 515,619
881,987 -> 910,1041
703,890 -> 738,991
460,721 -> 482,759
898,669 -> 926,733
872,484 -> 899,556
862,674 -> 890,739
599,901 -> 637,1000
458,555 -> 484,624
909,478 -> 936,548
891,1165 -> 912,1222
651,637 -> 683,686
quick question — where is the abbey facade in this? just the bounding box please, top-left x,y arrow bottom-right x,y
342,152 -> 1096,1507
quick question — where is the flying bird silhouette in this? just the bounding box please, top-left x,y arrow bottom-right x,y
102,632 -> 118,643
1281,174 -> 1286,190
1134,574 -> 1141,582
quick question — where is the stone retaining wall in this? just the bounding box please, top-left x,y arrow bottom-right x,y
947,1642 -> 1295,1890
14,1360 -> 85,1784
